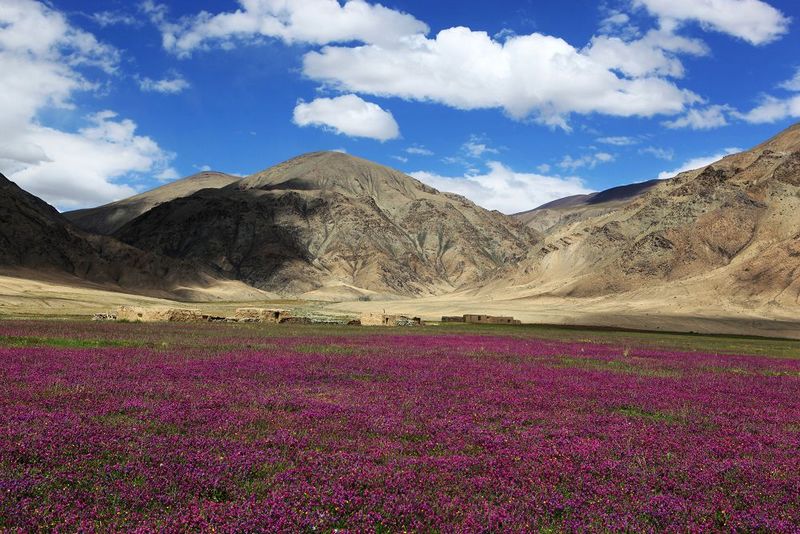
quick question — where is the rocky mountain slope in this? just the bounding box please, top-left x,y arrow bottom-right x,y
0,173 -> 253,299
513,179 -> 660,233
495,122 -> 800,310
65,171 -> 240,234
112,152 -> 540,298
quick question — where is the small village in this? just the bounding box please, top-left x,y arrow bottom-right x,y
93,306 -> 522,327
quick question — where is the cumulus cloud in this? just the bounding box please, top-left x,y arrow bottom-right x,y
153,0 -> 788,131
292,94 -> 400,141
303,28 -> 700,129
145,0 -> 428,57
0,0 -> 177,209
411,162 -> 593,214
663,104 -> 731,130
583,28 -> 707,78
656,147 -> 742,179
559,152 -> 615,171
633,0 -> 790,45
138,74 -> 190,94
9,111 -> 176,208
735,95 -> 800,124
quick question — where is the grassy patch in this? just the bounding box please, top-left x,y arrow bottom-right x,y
0,335 -> 138,349
242,461 -> 294,497
293,343 -> 361,355
612,405 -> 686,425
553,356 -> 679,377
436,323 -> 800,359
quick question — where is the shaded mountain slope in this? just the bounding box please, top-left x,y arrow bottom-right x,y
0,173 -> 244,298
64,171 -> 240,234
113,152 -> 540,297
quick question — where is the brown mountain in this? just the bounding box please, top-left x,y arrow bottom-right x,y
513,179 -> 660,233
0,172 -> 253,299
64,171 -> 240,235
112,151 -> 539,298
494,122 -> 800,311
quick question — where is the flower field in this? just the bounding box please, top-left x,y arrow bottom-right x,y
1,321 -> 799,531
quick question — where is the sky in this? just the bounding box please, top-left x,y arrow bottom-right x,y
1,0 -> 799,214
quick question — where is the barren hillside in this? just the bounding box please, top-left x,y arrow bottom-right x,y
491,122 -> 800,312
112,152 -> 540,298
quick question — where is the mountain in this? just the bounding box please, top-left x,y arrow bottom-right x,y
64,171 -> 240,234
494,122 -> 800,311
111,151 -> 539,298
513,179 -> 660,233
0,173 -> 254,299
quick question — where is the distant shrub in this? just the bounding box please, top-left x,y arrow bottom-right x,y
357,295 -> 372,302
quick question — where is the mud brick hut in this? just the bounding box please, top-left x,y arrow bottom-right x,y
442,314 -> 522,325
116,306 -> 204,323
234,308 -> 288,323
360,313 -> 422,327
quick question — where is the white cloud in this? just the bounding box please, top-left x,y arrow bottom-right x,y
292,94 -> 400,141
559,152 -> 615,171
584,28 -> 707,78
663,104 -> 730,129
303,27 -> 700,129
0,0 -> 175,209
411,161 -> 593,214
656,147 -> 741,179
138,75 -> 190,94
463,136 -> 499,158
536,163 -> 551,173
146,0 -> 428,57
733,67 -> 800,124
406,146 -> 434,156
634,0 -> 790,45
597,136 -> 639,146
10,111 -> 177,208
391,155 -> 408,163
158,2 -> 749,129
779,68 -> 800,92
155,167 -> 181,181
599,12 -> 632,33
90,11 -> 140,27
640,146 -> 675,160
735,95 -> 800,124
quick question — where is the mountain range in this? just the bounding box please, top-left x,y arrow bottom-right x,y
1,123 -> 799,328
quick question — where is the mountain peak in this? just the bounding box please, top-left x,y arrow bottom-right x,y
237,151 -> 433,201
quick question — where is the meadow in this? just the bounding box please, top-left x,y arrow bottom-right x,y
1,320 -> 799,532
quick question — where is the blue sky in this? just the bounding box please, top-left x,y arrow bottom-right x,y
1,0 -> 799,213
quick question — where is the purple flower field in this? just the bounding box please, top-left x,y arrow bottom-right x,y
1,324 -> 799,532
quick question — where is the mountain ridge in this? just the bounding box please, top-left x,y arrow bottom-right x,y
65,171 -> 241,234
